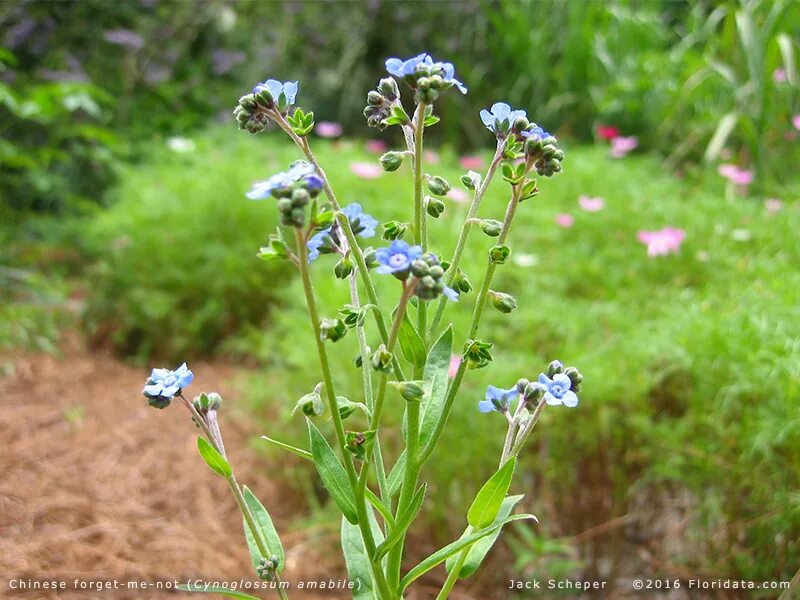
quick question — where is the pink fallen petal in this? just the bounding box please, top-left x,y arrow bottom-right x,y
729,169 -> 753,186
610,136 -> 638,158
446,189 -> 468,203
424,150 -> 440,164
315,121 -> 343,138
793,115 -> 800,131
448,354 -> 461,379
578,195 -> 605,212
350,162 -> 382,179
555,213 -> 574,228
365,139 -> 388,154
774,68 -> 787,83
459,155 -> 485,169
596,124 -> 620,140
637,227 -> 685,257
765,198 -> 783,215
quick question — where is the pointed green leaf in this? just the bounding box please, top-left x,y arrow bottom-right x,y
177,583 -> 263,599
398,313 -> 426,368
342,509 -> 384,599
307,419 -> 359,524
260,436 -> 312,461
365,488 -> 395,529
241,486 -> 285,573
468,458 -> 516,529
419,326 -> 453,447
704,112 -> 738,163
196,436 -> 231,478
399,514 -> 536,593
387,451 -> 407,498
375,483 -> 427,559
445,495 -> 524,578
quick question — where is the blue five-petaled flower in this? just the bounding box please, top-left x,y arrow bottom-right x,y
143,363 -> 194,400
536,373 -> 578,407
307,203 -> 378,262
252,79 -> 298,107
246,160 -> 323,200
385,53 -> 467,94
521,124 -> 551,141
480,102 -> 527,135
479,385 -> 518,413
375,240 -> 423,274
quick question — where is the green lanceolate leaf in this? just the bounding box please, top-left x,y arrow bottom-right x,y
398,514 -> 536,594
468,457 -> 516,529
419,325 -> 453,448
375,483 -> 427,559
445,495 -> 524,578
260,435 -> 313,461
365,488 -> 395,529
196,436 -> 231,478
241,486 -> 285,573
177,584 -> 263,599
341,509 -> 385,599
387,450 -> 407,498
307,419 -> 359,524
398,313 -> 426,369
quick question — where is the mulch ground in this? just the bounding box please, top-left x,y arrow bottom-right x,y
0,337 -> 347,600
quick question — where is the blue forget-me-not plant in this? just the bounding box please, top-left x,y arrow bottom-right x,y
143,50 -> 581,599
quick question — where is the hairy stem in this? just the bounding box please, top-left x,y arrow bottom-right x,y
412,103 -> 428,355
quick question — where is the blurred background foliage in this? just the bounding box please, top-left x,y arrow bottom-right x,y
2,0 -> 800,592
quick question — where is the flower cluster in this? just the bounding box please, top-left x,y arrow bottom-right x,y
480,102 -> 528,137
307,203 -> 378,262
234,79 -> 298,133
385,53 -> 467,102
247,161 -> 323,227
480,360 -> 582,415
142,363 -> 194,409
363,78 -> 400,129
375,241 -> 458,301
522,127 -> 564,177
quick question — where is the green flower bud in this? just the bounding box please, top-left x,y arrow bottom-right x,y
426,195 -> 445,218
253,87 -> 275,108
461,170 -> 482,190
257,556 -> 280,581
489,244 -> 511,264
367,90 -> 384,106
564,366 -> 583,386
292,188 -> 310,206
479,219 -> 503,237
320,317 -> 347,342
464,338 -> 494,370
293,383 -> 324,417
363,247 -> 378,268
489,290 -> 518,314
378,77 -> 399,101
417,76 -> 431,90
428,265 -> 445,279
379,151 -> 405,172
426,175 -> 451,196
193,392 -> 222,414
371,344 -> 393,373
382,220 -> 408,241
523,382 -> 545,404
453,269 -> 472,293
410,259 -> 429,278
389,380 -> 425,402
277,198 -> 292,212
334,254 -> 354,279
345,429 -> 376,461
546,360 -> 564,377
239,94 -> 258,111
516,378 -> 530,395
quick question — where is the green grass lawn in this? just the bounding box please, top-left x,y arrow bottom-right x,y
87,126 -> 800,583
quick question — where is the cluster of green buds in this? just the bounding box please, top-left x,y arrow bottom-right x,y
256,556 -> 280,581
523,129 -> 565,177
363,78 -> 400,129
410,253 -> 454,301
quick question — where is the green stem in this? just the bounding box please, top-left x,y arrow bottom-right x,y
435,550 -> 468,600
294,229 -> 392,599
412,103 -> 428,354
428,140 -> 505,340
509,397 -> 547,457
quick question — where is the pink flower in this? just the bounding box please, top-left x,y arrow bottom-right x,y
315,121 -> 343,138
365,139 -> 387,154
424,150 -> 440,164
555,213 -> 574,228
459,155 -> 485,170
718,164 -> 753,186
446,189 -> 468,203
448,354 -> 461,379
578,195 -> 604,212
774,68 -> 787,83
350,162 -> 382,179
637,227 -> 686,257
793,115 -> 800,131
610,136 -> 638,158
764,198 -> 783,215
596,124 -> 620,140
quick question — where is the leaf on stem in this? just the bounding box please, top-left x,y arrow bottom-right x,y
241,485 -> 285,573
398,313 -> 426,369
341,510 -> 385,599
375,483 -> 427,559
307,419 -> 359,524
467,457 -> 516,529
196,436 -> 232,478
419,326 -> 453,448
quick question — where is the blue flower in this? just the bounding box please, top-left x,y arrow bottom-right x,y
375,240 -> 423,274
480,102 -> 527,135
143,362 -> 194,404
443,286 -> 459,302
384,53 -> 467,95
307,203 -> 378,262
479,385 -> 518,413
521,124 -> 551,141
535,373 -> 578,407
246,160 -> 322,200
253,79 -> 298,108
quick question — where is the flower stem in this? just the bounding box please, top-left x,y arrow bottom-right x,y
294,229 -> 392,599
412,103 -> 428,354
509,397 -> 547,457
428,140 -> 505,340
435,549 -> 468,600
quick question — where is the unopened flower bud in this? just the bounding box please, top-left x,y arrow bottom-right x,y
371,344 -> 393,373
239,93 -> 258,111
253,87 -> 274,108
367,90 -> 384,106
294,384 -> 324,417
523,382 -> 545,404
390,380 -> 424,402
489,244 -> 511,264
426,195 -> 445,218
453,269 -> 472,293
193,392 -> 222,414
564,366 -> 583,386
320,317 -> 347,342
334,254 -> 354,279
547,360 -> 564,377
380,151 -> 405,172
426,175 -> 451,196
489,290 -> 518,314
461,170 -> 482,190
378,77 -> 399,100
382,220 -> 408,241
479,219 -> 503,237
257,556 -> 280,581
363,247 -> 378,268
410,259 -> 429,278
516,378 -> 530,394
